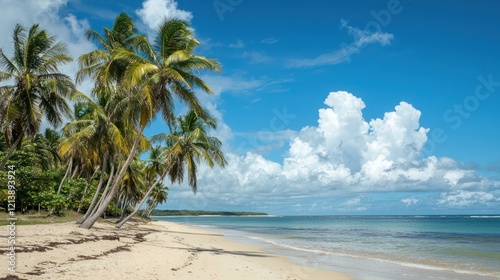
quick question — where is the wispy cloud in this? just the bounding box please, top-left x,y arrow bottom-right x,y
286,20 -> 394,68
202,74 -> 265,96
261,37 -> 279,44
242,51 -> 272,64
196,37 -> 224,52
229,39 -> 245,48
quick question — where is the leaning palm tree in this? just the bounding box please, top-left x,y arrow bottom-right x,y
142,184 -> 168,218
80,18 -> 221,229
0,24 -> 76,170
116,158 -> 147,222
74,13 -> 153,229
144,145 -> 167,182
115,110 -> 227,228
60,93 -> 140,224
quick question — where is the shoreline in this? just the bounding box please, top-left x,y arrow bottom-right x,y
155,216 -> 500,280
0,220 -> 351,279
149,215 -> 274,217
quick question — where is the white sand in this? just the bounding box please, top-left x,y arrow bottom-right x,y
0,220 -> 351,279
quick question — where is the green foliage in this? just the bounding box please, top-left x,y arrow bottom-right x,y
37,191 -> 69,215
150,210 -> 268,216
0,132 -> 90,215
62,178 -> 87,208
1,16 -> 228,228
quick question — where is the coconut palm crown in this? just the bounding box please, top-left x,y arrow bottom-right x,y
0,24 -> 76,169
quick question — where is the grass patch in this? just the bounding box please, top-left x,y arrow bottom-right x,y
0,211 -> 151,226
0,210 -> 83,226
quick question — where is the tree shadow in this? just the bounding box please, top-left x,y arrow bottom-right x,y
167,246 -> 272,258
163,230 -> 224,237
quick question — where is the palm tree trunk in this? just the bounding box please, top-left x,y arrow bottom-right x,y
116,168 -> 168,228
116,197 -> 130,223
76,155 -> 109,224
0,133 -> 24,170
144,202 -> 156,218
81,125 -> 146,229
90,162 -> 118,217
140,203 -> 149,217
114,192 -> 122,218
147,206 -> 155,217
57,157 -> 73,195
79,176 -> 121,229
71,164 -> 80,179
77,165 -> 100,213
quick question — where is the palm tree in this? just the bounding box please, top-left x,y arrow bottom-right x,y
74,13 -> 152,229
76,12 -> 151,89
0,24 -> 76,169
142,184 -> 168,218
80,18 -> 221,229
143,145 -> 167,181
20,129 -> 61,171
115,110 -> 227,228
59,94 -> 139,224
117,19 -> 221,125
116,158 -> 147,222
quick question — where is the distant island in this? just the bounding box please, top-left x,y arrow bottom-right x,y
150,210 -> 269,216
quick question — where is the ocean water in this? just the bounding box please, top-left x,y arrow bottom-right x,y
153,215 -> 500,280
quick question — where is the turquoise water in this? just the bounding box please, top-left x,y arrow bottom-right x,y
154,215 -> 500,279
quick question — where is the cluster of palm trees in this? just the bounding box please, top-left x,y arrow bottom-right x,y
0,13 -> 226,229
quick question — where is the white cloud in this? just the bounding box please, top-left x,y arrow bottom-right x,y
340,197 -> 367,212
229,39 -> 245,48
401,198 -> 419,206
342,197 -> 361,207
167,90 -> 500,213
202,74 -> 265,97
438,191 -> 497,208
443,170 -> 465,186
287,20 -> 394,68
136,0 -> 192,30
341,19 -> 393,47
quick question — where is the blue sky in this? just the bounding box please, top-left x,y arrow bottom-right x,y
2,0 -> 500,215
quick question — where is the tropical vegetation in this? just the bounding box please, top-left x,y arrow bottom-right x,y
149,210 -> 268,216
0,13 -> 226,230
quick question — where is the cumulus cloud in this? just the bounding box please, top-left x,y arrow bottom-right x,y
401,198 -> 419,206
287,20 -> 394,68
168,90 -> 500,213
438,191 -> 497,208
136,0 -> 192,30
1,1 -> 94,71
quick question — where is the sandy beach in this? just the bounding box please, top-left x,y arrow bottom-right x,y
0,220 -> 350,280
